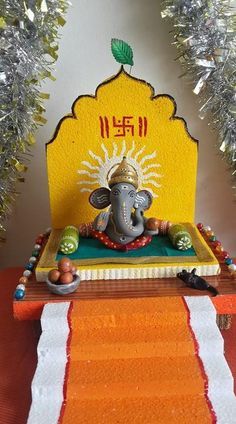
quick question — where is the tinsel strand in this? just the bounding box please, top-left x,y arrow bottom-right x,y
0,0 -> 69,241
161,0 -> 236,192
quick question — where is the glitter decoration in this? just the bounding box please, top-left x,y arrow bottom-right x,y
161,1 -> 236,194
0,0 -> 69,241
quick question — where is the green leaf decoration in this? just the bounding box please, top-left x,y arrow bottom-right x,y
111,39 -> 134,66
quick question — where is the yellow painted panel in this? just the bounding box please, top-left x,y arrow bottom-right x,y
47,67 -> 197,228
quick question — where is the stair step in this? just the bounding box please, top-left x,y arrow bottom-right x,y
74,297 -> 188,317
66,379 -> 206,399
72,297 -> 214,332
72,321 -> 195,344
70,340 -> 196,360
73,310 -> 189,331
62,395 -> 213,424
66,355 -> 221,387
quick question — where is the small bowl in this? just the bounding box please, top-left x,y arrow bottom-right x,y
46,274 -> 80,295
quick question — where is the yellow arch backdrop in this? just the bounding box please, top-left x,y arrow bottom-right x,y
47,67 -> 198,229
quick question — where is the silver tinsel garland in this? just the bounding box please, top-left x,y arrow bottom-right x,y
0,0 -> 69,240
161,1 -> 236,192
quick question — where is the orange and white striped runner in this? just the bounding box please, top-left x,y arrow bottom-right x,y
27,297 -> 236,424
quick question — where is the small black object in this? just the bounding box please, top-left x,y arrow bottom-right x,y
177,268 -> 218,296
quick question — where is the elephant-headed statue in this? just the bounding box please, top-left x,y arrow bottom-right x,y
89,156 -> 159,250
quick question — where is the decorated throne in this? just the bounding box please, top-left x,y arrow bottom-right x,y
36,66 -> 219,282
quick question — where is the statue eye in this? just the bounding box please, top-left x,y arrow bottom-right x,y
112,189 -> 120,196
129,190 -> 135,198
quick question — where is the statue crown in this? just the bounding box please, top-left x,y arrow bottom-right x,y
108,156 -> 138,189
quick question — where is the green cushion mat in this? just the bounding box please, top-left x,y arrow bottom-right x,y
56,235 -> 196,261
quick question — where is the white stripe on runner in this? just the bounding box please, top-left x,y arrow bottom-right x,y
27,302 -> 71,424
185,296 -> 236,424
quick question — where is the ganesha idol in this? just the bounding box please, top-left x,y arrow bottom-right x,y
86,156 -> 171,251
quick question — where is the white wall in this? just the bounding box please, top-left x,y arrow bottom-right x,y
1,0 -> 236,268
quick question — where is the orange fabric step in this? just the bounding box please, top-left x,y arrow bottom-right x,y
74,296 -> 190,316
70,340 -> 194,361
66,357 -> 205,398
73,310 -> 188,332
63,379 -> 206,399
70,321 -> 195,345
67,356 -> 204,388
62,396 -> 212,424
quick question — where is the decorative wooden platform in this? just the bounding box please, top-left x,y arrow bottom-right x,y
13,230 -> 236,320
13,260 -> 236,320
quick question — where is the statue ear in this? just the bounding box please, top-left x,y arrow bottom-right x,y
89,188 -> 111,209
135,190 -> 153,210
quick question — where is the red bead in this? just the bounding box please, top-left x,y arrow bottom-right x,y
197,223 -> 204,231
35,237 -> 43,245
221,251 -> 230,259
